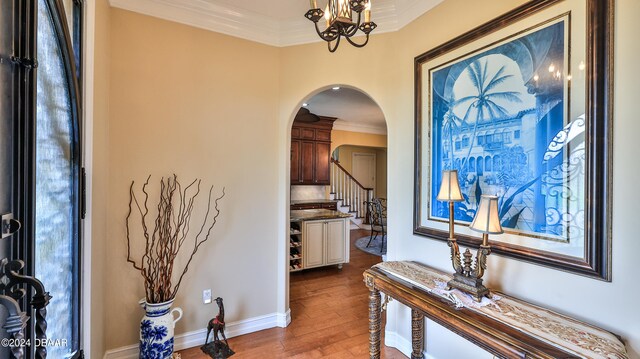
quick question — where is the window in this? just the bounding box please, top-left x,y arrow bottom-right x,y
478,135 -> 485,145
455,140 -> 462,150
514,130 -> 521,139
485,133 -> 493,143
462,136 -> 469,148
504,131 -> 512,143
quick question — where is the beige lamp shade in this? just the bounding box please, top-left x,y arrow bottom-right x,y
436,170 -> 464,202
469,195 -> 504,234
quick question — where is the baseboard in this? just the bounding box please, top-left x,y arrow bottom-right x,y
277,308 -> 291,327
385,330 -> 434,359
104,310 -> 290,359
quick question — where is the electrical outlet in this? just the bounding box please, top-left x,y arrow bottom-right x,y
202,289 -> 212,304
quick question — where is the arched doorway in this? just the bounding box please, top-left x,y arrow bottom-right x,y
284,85 -> 388,334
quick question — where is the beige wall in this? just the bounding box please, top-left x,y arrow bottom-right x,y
90,0 -> 110,357
331,129 -> 387,153
334,145 -> 387,199
95,0 -> 640,357
103,9 -> 281,349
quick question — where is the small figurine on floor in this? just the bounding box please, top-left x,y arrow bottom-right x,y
201,297 -> 235,358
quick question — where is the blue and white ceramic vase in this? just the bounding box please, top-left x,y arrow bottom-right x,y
139,298 -> 183,359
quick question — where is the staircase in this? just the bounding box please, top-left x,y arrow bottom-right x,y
330,158 -> 374,229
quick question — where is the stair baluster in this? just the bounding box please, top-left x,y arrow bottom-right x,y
330,159 -> 374,224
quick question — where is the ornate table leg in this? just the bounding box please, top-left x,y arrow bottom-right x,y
366,275 -> 381,359
411,309 -> 425,359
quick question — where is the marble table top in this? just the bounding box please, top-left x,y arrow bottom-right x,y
373,261 -> 628,359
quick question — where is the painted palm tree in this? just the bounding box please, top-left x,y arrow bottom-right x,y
441,103 -> 462,169
452,58 -> 524,169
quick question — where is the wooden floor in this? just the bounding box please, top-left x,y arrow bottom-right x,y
179,229 -> 405,358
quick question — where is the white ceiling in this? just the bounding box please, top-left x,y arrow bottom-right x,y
109,0 -> 444,47
306,88 -> 387,135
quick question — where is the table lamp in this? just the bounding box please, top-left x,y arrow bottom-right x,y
447,194 -> 503,302
436,170 -> 465,276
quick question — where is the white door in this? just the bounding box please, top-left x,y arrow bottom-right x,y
352,152 -> 376,192
303,221 -> 325,268
325,219 -> 346,264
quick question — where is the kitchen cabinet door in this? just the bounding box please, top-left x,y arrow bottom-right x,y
325,220 -> 346,264
291,140 -> 301,183
303,221 -> 324,269
301,141 -> 315,184
315,142 -> 331,184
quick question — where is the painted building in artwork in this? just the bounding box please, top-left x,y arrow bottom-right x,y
442,109 -> 536,182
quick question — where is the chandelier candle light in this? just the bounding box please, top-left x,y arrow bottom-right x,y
305,0 -> 377,52
437,170 -> 504,302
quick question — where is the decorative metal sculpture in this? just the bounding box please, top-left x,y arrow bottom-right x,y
201,297 -> 234,358
0,258 -> 51,359
0,294 -> 29,359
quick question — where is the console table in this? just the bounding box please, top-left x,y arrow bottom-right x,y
363,261 -> 628,359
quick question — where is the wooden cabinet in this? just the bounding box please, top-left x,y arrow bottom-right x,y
314,142 -> 331,184
290,140 -> 300,182
300,141 -> 315,183
290,116 -> 335,185
303,221 -> 325,268
325,220 -> 346,264
302,218 -> 349,269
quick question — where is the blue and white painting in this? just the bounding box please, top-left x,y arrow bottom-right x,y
429,17 -> 585,242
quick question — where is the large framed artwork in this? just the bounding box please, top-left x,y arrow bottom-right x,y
414,0 -> 613,280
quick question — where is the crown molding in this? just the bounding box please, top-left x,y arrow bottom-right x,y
333,119 -> 387,135
108,0 -> 444,47
109,0 -> 282,45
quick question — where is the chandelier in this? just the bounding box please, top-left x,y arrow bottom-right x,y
305,0 -> 377,52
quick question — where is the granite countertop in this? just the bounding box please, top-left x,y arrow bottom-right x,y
290,209 -> 352,221
290,199 -> 338,205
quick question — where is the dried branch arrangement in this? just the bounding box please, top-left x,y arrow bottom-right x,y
126,175 -> 225,304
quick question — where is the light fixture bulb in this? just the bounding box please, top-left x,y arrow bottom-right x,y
324,4 -> 331,27
548,64 -> 555,72
533,74 -> 539,81
332,86 -> 341,90
364,0 -> 372,22
302,103 -> 308,107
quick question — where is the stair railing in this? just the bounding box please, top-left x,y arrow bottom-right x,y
330,158 -> 374,219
